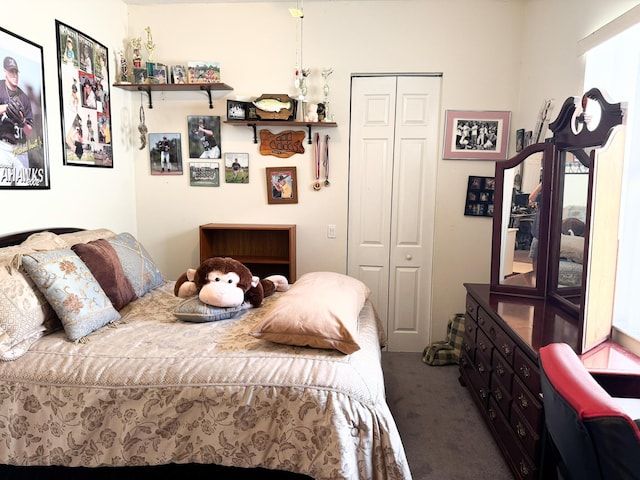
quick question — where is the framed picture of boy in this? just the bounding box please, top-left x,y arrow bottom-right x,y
266,167 -> 297,204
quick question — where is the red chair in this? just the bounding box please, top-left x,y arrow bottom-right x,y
538,343 -> 640,480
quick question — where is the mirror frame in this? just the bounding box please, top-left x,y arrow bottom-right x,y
546,89 -> 624,324
490,141 -> 554,297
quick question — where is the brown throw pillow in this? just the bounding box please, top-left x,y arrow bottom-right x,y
71,239 -> 137,310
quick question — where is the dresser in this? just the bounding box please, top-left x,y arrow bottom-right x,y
459,283 -> 580,480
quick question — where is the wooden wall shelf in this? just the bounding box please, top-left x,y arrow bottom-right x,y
113,82 -> 233,109
225,120 -> 337,144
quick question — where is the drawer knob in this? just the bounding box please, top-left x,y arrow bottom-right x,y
518,394 -> 529,409
520,364 -> 530,378
495,364 -> 505,376
501,344 -> 511,356
479,389 -> 487,400
460,356 -> 468,367
494,389 -> 503,401
477,362 -> 485,374
488,407 -> 497,420
519,461 -> 530,477
516,421 -> 527,438
479,341 -> 487,352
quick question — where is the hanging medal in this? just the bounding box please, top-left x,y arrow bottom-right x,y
323,134 -> 331,187
313,132 -> 322,190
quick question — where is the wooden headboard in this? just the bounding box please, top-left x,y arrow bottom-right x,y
0,228 -> 83,249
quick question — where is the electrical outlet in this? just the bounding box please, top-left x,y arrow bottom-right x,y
328,224 -> 336,238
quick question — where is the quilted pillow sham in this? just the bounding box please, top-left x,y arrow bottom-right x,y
107,232 -> 164,297
249,271 -> 370,354
22,249 -> 120,341
71,239 -> 137,311
174,296 -> 251,322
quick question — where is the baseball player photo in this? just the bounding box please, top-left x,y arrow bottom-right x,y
0,27 -> 49,189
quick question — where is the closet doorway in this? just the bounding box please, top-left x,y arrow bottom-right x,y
347,74 -> 442,352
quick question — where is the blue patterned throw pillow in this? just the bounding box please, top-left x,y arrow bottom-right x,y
22,249 -> 120,341
107,232 -> 164,297
174,296 -> 250,322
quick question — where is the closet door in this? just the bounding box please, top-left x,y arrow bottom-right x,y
348,75 -> 441,352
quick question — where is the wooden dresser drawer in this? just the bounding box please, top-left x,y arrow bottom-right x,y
462,330 -> 475,361
478,307 -> 516,364
474,346 -> 492,389
476,328 -> 493,359
491,349 -> 514,391
489,397 -> 537,480
490,372 -> 512,418
510,403 -> 541,460
513,347 -> 541,395
461,350 -> 490,410
512,375 -> 543,432
465,294 -> 479,319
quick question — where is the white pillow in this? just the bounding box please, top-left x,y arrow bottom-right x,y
249,271 -> 370,354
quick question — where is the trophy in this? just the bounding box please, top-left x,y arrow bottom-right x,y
321,68 -> 333,122
130,37 -> 142,68
145,27 -> 156,62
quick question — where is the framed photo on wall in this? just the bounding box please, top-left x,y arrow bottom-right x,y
0,26 -> 50,189
464,175 -> 495,217
56,20 -> 112,168
149,132 -> 182,175
189,161 -> 219,186
443,110 -> 511,160
187,115 -> 221,159
224,152 -> 249,183
266,167 -> 297,204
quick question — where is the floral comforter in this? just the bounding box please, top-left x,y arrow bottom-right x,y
0,282 -> 411,480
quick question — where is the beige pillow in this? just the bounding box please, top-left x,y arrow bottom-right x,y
560,234 -> 584,264
249,271 -> 370,354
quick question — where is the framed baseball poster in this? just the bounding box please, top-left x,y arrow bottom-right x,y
0,26 -> 50,189
56,20 -> 112,168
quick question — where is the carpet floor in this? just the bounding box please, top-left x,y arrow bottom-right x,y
381,352 -> 514,480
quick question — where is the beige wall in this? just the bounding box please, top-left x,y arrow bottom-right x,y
3,0 -> 639,344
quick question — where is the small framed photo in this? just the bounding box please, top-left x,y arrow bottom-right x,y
443,110 -> 511,160
172,65 -> 187,84
266,167 -> 297,204
149,132 -> 182,175
464,175 -> 495,217
224,153 -> 249,183
227,100 -> 247,120
187,61 -> 220,83
189,161 -> 219,186
516,128 -> 525,152
133,67 -> 147,84
152,63 -> 168,84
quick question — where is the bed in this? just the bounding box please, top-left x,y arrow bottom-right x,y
0,228 -> 411,480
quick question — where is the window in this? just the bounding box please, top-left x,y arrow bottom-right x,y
583,17 -> 640,350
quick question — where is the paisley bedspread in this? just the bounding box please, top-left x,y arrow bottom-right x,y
0,282 -> 411,480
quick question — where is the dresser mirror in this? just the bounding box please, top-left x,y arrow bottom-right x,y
490,88 -> 625,353
490,141 -> 554,297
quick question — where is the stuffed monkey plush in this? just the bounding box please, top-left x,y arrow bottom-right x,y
174,257 -> 288,308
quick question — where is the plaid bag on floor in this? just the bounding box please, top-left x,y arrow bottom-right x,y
422,313 -> 465,366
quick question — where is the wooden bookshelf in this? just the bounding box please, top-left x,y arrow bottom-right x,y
199,223 -> 296,282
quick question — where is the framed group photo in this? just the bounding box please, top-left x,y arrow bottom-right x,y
443,110 -> 511,161
0,26 -> 50,189
56,20 -> 112,168
189,161 -> 220,186
266,167 -> 297,204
